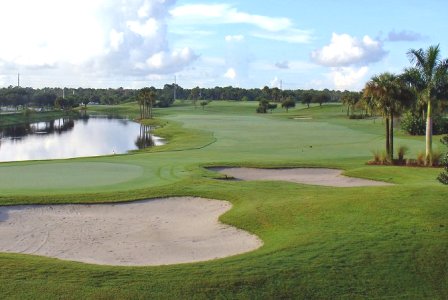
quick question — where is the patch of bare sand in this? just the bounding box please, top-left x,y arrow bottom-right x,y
0,197 -> 262,266
211,167 -> 393,187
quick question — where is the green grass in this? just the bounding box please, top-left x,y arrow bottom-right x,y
0,101 -> 447,299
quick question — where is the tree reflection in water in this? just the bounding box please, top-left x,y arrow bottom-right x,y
135,124 -> 155,149
0,117 -> 77,140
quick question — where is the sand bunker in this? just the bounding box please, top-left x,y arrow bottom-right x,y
211,167 -> 392,187
0,197 -> 262,266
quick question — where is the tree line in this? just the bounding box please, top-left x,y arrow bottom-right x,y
0,83 -> 349,112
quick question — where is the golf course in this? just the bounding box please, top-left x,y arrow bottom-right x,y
0,100 -> 447,299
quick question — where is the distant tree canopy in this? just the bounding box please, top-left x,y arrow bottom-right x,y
0,85 -> 348,112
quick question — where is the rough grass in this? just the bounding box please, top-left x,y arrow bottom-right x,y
0,101 -> 447,299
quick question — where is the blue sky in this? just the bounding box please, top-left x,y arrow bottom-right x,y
0,0 -> 447,90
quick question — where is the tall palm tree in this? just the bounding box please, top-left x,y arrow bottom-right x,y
401,67 -> 426,120
138,87 -> 156,119
148,90 -> 156,119
407,45 -> 448,165
138,87 -> 152,119
364,73 -> 413,161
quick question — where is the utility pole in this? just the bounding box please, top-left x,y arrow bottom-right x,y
17,73 -> 20,87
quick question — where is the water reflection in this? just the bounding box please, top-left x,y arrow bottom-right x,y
135,125 -> 155,149
0,115 -> 163,162
0,118 -> 75,140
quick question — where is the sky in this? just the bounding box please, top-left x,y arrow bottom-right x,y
0,0 -> 447,91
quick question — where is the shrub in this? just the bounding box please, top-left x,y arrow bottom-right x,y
401,111 -> 448,135
416,151 -> 426,166
438,136 -> 448,184
371,150 -> 381,163
380,151 -> 389,165
397,145 -> 409,162
400,111 -> 425,135
432,150 -> 442,166
349,114 -> 365,119
433,115 -> 448,135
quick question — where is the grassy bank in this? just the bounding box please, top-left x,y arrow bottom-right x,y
0,101 -> 446,298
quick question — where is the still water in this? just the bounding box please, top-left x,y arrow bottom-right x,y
0,115 -> 163,162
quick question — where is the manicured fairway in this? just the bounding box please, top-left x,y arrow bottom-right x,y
0,101 -> 446,299
0,102 -> 442,198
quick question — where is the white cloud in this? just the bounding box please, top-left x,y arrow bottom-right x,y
144,47 -> 198,74
170,3 -> 312,44
0,0 -> 197,87
109,29 -> 124,51
252,28 -> 312,44
170,4 -> 291,31
329,66 -> 369,90
126,18 -> 160,38
225,35 -> 245,42
224,68 -> 237,79
0,0 -> 104,67
311,33 -> 386,67
270,76 -> 281,88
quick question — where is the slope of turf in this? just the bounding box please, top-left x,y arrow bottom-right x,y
0,101 -> 446,299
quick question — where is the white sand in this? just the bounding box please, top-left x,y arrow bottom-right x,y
211,167 -> 393,187
0,197 -> 262,266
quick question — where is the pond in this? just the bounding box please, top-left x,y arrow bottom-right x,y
0,115 -> 164,162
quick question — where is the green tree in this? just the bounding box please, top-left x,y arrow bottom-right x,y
281,97 -> 295,112
200,100 -> 210,110
189,86 -> 200,108
312,91 -> 331,107
364,73 -> 413,161
256,98 -> 269,113
301,92 -> 313,108
407,44 -> 448,165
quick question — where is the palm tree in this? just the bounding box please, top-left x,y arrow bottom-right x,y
138,87 -> 149,119
138,87 -> 156,119
148,90 -> 156,119
401,67 -> 426,120
364,73 -> 413,161
407,45 -> 448,165
341,91 -> 360,117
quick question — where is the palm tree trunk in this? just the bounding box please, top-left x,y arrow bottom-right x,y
385,117 -> 390,159
426,98 -> 432,166
389,112 -> 394,161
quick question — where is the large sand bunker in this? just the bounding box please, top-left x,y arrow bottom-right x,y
0,197 -> 262,266
211,167 -> 392,187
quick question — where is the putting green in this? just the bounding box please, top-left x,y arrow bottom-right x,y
0,162 -> 143,190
